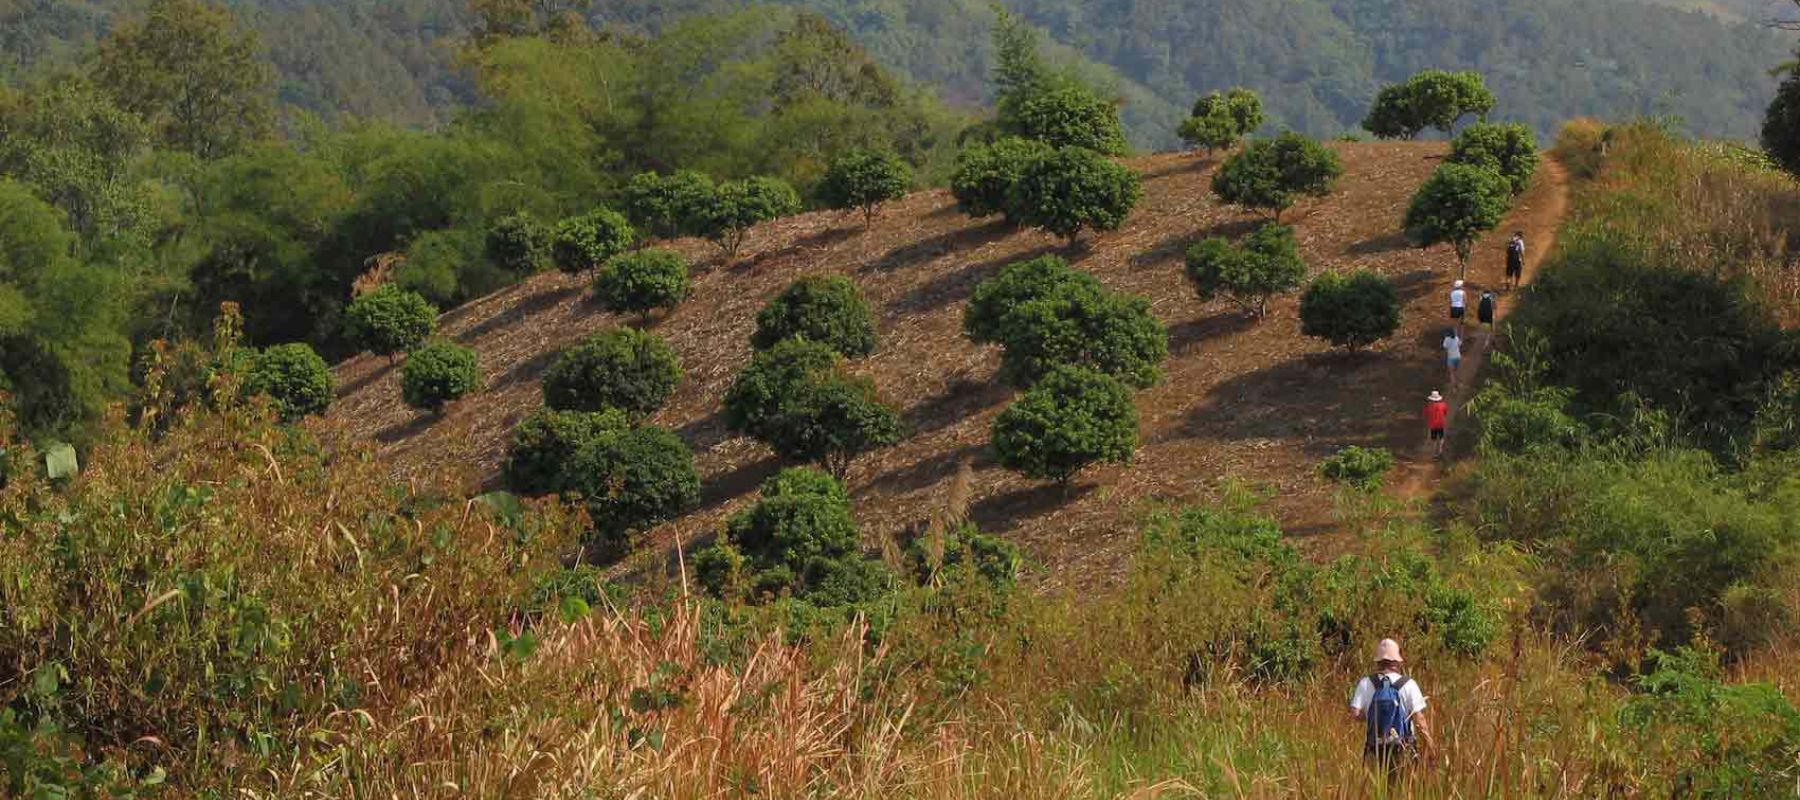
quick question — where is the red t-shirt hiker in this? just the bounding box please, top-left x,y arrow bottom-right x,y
1424,391 -> 1450,458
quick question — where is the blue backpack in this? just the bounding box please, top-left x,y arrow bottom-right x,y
1364,674 -> 1414,753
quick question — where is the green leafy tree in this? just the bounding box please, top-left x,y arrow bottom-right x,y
1299,271 -> 1402,352
243,342 -> 334,421
724,338 -> 902,476
751,275 -> 877,357
817,148 -> 912,224
695,467 -> 890,606
551,209 -> 634,276
91,0 -> 275,159
701,176 -> 802,259
1764,70 -> 1800,177
541,328 -> 680,419
1362,70 -> 1496,140
1404,163 -> 1512,275
992,365 -> 1139,485
621,170 -> 716,241
1184,223 -> 1307,318
1007,146 -> 1142,243
565,423 -> 699,551
485,212 -> 551,275
341,286 -> 437,359
964,255 -> 1102,345
1181,88 -> 1265,155
593,249 -> 693,323
0,78 -> 153,238
1449,122 -> 1541,193
1001,83 -> 1129,156
1212,132 -> 1343,221
949,136 -> 1051,221
992,281 -> 1169,390
504,407 -> 630,497
400,340 -> 481,413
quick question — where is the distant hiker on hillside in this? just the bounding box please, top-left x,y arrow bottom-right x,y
1424,390 -> 1450,458
1477,290 -> 1497,344
1442,329 -> 1463,388
1448,280 -> 1467,336
1350,638 -> 1436,776
1505,232 -> 1526,290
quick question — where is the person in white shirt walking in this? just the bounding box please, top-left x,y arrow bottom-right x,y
1448,279 -> 1468,337
1349,638 -> 1437,776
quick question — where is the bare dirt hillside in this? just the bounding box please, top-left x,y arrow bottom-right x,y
328,143 -> 1568,589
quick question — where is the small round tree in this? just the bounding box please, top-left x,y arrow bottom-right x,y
1404,163 -> 1512,275
485,212 -> 551,275
950,136 -> 1052,220
751,275 -> 877,357
1363,70 -> 1495,140
593,248 -> 693,323
700,176 -> 802,259
401,340 -> 482,412
541,328 -> 681,419
964,255 -> 1104,345
551,209 -> 634,276
622,170 -> 716,240
1764,71 -> 1800,177
565,423 -> 700,551
697,467 -> 888,605
1299,271 -> 1402,352
504,407 -> 630,496
1180,87 -> 1265,156
1000,83 -> 1128,155
243,343 -> 334,421
1212,132 -> 1343,221
342,285 -> 437,359
1184,222 -> 1307,319
992,365 -> 1139,485
818,148 -> 912,225
1448,122 -> 1541,194
723,338 -> 903,476
1006,146 -> 1143,244
993,282 -> 1169,389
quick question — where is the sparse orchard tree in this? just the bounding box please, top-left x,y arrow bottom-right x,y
622,170 -> 716,240
551,209 -> 634,275
1764,69 -> 1800,177
818,148 -> 912,225
564,423 -> 700,552
964,255 -> 1102,345
700,176 -> 802,259
694,467 -> 889,605
242,342 -> 334,421
593,248 -> 693,323
1000,83 -> 1129,155
1212,132 -> 1343,221
950,136 -> 1052,221
752,275 -> 877,357
1184,223 -> 1307,318
504,407 -> 630,496
1363,70 -> 1496,140
1007,146 -> 1143,244
723,338 -> 903,476
341,285 -> 437,360
485,212 -> 551,275
992,365 -> 1139,485
1405,163 -> 1512,275
1181,87 -> 1265,156
992,281 -> 1169,389
1299,271 -> 1402,352
541,328 -> 681,419
400,340 -> 482,413
1448,122 -> 1541,193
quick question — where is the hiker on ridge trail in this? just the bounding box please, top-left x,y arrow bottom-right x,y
1350,638 -> 1436,777
1477,290 -> 1497,344
1424,391 -> 1450,458
1448,280 -> 1467,336
1442,329 -> 1463,388
1505,232 -> 1526,290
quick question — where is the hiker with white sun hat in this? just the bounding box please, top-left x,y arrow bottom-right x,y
1349,638 -> 1437,775
1424,391 -> 1449,458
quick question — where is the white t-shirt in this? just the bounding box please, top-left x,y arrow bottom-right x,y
1443,335 -> 1462,360
1449,288 -> 1467,309
1350,671 -> 1428,719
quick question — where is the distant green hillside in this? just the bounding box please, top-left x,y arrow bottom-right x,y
2,0 -> 1794,144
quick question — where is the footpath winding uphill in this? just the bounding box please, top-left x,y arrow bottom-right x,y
328,144 -> 1570,588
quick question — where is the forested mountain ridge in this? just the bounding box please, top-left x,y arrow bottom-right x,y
2,0 -> 1793,145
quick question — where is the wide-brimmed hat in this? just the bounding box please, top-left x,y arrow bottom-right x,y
1375,638 -> 1404,663
1427,391 -> 1443,402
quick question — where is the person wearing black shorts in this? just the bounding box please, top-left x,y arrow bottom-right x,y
1505,232 -> 1525,289
1448,280 -> 1467,335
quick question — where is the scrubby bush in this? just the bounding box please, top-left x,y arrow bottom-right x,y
1007,146 -> 1142,243
1763,70 -> 1800,178
695,468 -> 891,606
700,176 -> 802,259
991,280 -> 1169,389
400,340 -> 481,412
905,524 -> 1023,592
593,248 -> 692,322
564,423 -> 699,550
1180,88 -> 1264,155
551,209 -> 634,275
485,212 -> 551,275
1405,163 -> 1512,273
541,328 -> 680,419
341,286 -> 437,358
1183,223 -> 1306,318
818,148 -> 912,224
963,255 -> 1102,345
999,83 -> 1128,155
242,342 -> 333,421
1554,117 -> 1611,180
723,338 -> 903,475
751,275 -> 876,357
1362,70 -> 1496,140
1449,122 -> 1541,193
1299,271 -> 1401,352
1212,132 -> 1343,221
950,136 -> 1052,220
993,366 -> 1139,484
1622,647 -> 1800,798
1318,445 -> 1395,490
504,407 -> 630,496
622,170 -> 716,240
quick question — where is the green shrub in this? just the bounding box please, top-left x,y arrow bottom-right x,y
817,148 -> 912,224
1183,222 -> 1306,318
1180,87 -> 1264,154
1362,70 -> 1496,140
1623,647 -> 1800,798
751,275 -> 877,357
991,281 -> 1168,389
1405,163 -> 1512,272
992,365 -> 1139,484
1299,271 -> 1401,352
504,407 -> 630,497
700,176 -> 802,259
963,255 -> 1102,345
1212,132 -> 1342,221
697,468 -> 890,606
485,212 -> 551,275
1006,146 -> 1142,243
999,83 -> 1128,155
950,137 -> 1052,220
622,170 -> 716,240
593,248 -> 693,321
551,209 -> 634,275
400,340 -> 481,412
723,338 -> 902,475
242,343 -> 333,421
1318,446 -> 1395,490
905,524 -> 1023,592
341,286 -> 437,358
564,423 -> 700,550
540,328 -> 681,419
1449,122 -> 1541,194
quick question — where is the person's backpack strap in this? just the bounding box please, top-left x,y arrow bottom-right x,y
1392,676 -> 1410,691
